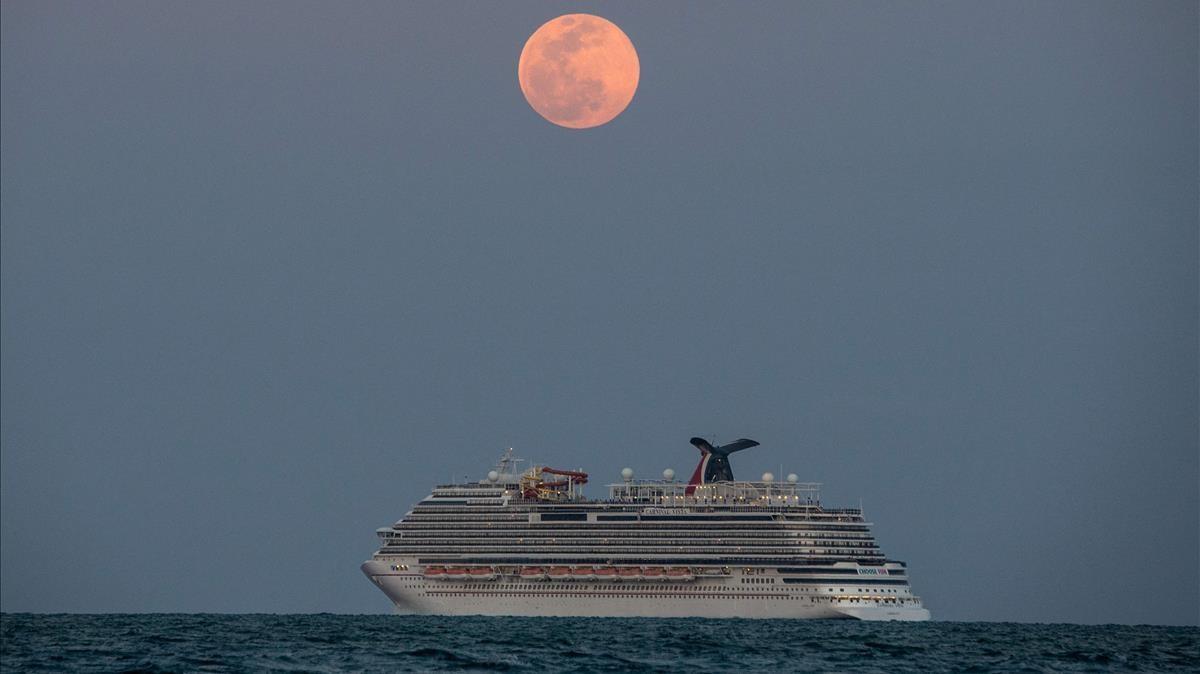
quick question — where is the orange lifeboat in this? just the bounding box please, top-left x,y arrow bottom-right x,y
423,566 -> 446,580
519,566 -> 547,581
642,566 -> 665,580
665,567 -> 694,582
617,567 -> 643,581
547,566 -> 571,581
468,566 -> 497,581
594,567 -> 618,581
444,567 -> 468,580
571,567 -> 597,581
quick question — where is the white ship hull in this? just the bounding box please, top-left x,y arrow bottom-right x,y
362,560 -> 931,621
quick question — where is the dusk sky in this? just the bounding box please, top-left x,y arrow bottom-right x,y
2,1 -> 1196,625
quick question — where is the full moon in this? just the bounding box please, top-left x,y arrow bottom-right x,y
518,14 -> 640,129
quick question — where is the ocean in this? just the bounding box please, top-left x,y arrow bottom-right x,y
2,614 -> 1197,672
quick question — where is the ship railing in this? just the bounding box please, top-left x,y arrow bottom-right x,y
606,479 -> 821,504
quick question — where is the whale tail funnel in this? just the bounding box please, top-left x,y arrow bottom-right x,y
685,437 -> 759,494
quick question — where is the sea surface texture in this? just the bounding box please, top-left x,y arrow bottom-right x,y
2,614 -> 1197,673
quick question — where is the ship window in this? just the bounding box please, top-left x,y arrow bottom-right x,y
541,513 -> 586,521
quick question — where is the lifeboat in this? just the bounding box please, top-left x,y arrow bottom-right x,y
571,567 -> 597,581
423,566 -> 446,580
617,567 -> 643,581
547,566 -> 572,581
443,567 -> 468,580
594,567 -> 618,581
666,567 -> 694,582
519,566 -> 547,581
468,567 -> 497,581
642,567 -> 665,580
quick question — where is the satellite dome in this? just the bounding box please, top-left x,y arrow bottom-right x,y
761,472 -> 775,483
487,470 -> 500,482
786,473 -> 799,484
662,468 -> 676,481
621,467 -> 634,481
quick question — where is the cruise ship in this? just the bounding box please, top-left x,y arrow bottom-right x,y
361,438 -> 931,620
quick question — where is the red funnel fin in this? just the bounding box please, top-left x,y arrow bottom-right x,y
684,452 -> 709,495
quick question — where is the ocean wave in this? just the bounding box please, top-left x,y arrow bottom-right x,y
2,614 -> 1196,673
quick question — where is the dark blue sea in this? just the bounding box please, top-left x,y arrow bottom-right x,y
2,614 -> 1197,673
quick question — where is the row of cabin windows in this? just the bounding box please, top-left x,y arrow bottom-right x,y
405,514 -> 870,527
391,531 -> 878,540
413,557 -> 889,565
417,580 -> 911,593
418,590 -> 917,604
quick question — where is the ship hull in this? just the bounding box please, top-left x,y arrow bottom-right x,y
362,561 -> 930,621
